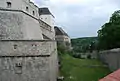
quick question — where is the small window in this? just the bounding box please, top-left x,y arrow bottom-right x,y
15,62 -> 22,74
26,7 -> 29,11
33,11 -> 35,15
7,2 -> 11,8
32,44 -> 37,47
14,44 -> 17,49
15,62 -> 22,67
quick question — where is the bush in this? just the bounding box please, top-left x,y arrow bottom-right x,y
87,55 -> 91,59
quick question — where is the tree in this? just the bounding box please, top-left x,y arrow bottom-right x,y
98,10 -> 120,50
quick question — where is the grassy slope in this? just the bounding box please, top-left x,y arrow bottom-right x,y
60,54 -> 111,81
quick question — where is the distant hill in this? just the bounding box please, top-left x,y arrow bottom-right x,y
71,37 -> 98,53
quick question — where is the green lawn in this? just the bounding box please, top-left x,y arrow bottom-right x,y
60,54 -> 111,81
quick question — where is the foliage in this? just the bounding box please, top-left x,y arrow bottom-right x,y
87,54 -> 91,59
71,37 -> 98,53
98,10 -> 120,50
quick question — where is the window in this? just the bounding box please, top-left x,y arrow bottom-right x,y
7,2 -> 11,8
32,44 -> 37,47
26,7 -> 29,11
15,62 -> 22,74
13,44 -> 17,49
33,11 -> 35,15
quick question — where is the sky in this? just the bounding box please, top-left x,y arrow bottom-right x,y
31,0 -> 120,38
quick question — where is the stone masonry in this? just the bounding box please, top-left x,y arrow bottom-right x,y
99,48 -> 120,71
0,40 -> 58,81
0,0 -> 58,81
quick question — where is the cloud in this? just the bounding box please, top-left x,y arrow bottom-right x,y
31,0 -> 120,38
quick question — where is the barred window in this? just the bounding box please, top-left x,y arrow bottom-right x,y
7,2 -> 11,8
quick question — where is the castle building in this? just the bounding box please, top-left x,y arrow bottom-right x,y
54,26 -> 71,49
39,7 -> 55,40
0,0 -> 58,81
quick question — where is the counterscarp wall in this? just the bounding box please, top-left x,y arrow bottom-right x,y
99,49 -> 120,71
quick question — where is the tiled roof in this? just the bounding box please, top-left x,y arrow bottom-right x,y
99,69 -> 120,81
39,7 -> 54,18
54,26 -> 69,37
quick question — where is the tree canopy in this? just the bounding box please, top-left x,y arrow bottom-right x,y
98,10 -> 120,50
71,37 -> 98,53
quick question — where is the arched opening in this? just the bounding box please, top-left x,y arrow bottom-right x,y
26,7 -> 29,11
33,11 -> 35,15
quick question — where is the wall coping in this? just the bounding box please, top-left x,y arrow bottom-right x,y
0,55 -> 50,57
99,48 -> 120,53
0,40 -> 56,42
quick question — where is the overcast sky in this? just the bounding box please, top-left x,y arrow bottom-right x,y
31,0 -> 120,38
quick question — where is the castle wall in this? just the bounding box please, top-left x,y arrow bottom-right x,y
55,35 -> 71,43
0,10 -> 24,40
0,0 -> 39,18
0,0 -> 22,10
21,0 -> 39,18
40,15 -> 55,28
22,11 -> 43,40
0,9 -> 43,40
55,35 -> 71,49
99,49 -> 120,71
40,15 -> 55,32
39,20 -> 55,40
0,57 -> 50,81
0,1 -> 58,81
0,40 -> 58,81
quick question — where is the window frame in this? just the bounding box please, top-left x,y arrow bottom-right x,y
7,2 -> 12,8
33,11 -> 35,15
26,7 -> 29,11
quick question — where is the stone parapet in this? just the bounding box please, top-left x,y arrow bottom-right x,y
0,40 -> 57,56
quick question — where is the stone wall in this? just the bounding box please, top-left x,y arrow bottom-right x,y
40,20 -> 55,40
0,40 -> 58,81
0,0 -> 39,18
55,35 -> 71,49
21,0 -> 39,18
0,9 -> 43,40
0,6 -> 58,81
99,48 -> 120,71
40,15 -> 55,29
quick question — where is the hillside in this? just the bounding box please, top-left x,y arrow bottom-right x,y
71,37 -> 98,53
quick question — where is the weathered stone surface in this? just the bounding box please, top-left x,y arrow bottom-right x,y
0,2 -> 58,81
0,40 -> 58,81
0,11 -> 24,40
0,57 -> 49,81
99,49 -> 120,71
0,40 -> 56,56
40,20 -> 55,40
0,10 -> 43,40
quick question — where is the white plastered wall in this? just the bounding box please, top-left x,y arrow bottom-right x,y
40,15 -> 55,31
0,0 -> 39,18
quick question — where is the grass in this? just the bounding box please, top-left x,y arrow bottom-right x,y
59,54 -> 111,81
